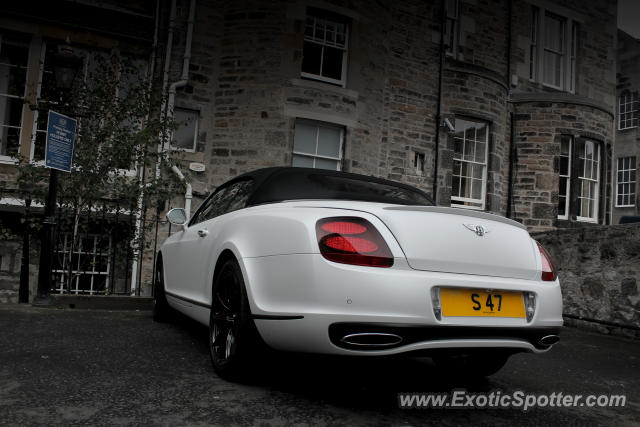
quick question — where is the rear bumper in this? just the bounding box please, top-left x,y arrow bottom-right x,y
241,254 -> 563,356
328,323 -> 561,352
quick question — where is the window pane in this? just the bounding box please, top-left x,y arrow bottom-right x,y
0,43 -> 29,97
471,179 -> 482,199
315,157 -> 339,170
301,41 -> 322,76
560,156 -> 569,175
293,122 -> 317,155
544,14 -> 563,51
172,108 -> 198,150
0,125 -> 20,157
292,154 -> 314,168
543,51 -> 562,86
472,164 -> 483,179
220,180 -> 254,214
321,46 -> 343,81
0,96 -> 24,127
317,125 -> 341,157
452,174 -> 460,196
558,195 -> 566,216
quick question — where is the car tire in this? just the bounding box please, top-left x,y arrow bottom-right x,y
209,258 -> 260,380
152,258 -> 172,322
433,351 -> 510,378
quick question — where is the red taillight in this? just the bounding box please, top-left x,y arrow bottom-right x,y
537,241 -> 557,282
316,217 -> 394,268
321,221 -> 367,235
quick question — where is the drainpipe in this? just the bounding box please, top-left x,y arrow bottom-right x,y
505,1 -> 515,219
171,165 -> 192,218
506,112 -> 516,218
432,0 -> 446,203
165,0 -> 195,218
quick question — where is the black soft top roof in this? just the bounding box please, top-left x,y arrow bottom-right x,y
223,167 -> 433,206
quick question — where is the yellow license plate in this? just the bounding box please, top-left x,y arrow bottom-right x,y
440,288 -> 525,318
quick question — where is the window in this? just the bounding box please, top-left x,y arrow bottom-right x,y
619,91 -> 639,130
444,0 -> 459,56
0,32 -> 30,159
557,137 -> 602,222
577,140 -> 600,222
292,119 -> 343,170
451,118 -> 489,209
558,135 -> 572,219
171,108 -> 199,151
301,8 -> 348,86
413,151 -> 425,176
189,179 -> 254,226
52,234 -> 111,295
616,157 -> 636,207
530,7 -> 577,92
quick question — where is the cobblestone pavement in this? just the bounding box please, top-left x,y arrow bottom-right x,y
0,305 -> 638,426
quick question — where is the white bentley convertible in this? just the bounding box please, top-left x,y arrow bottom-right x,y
155,167 -> 562,379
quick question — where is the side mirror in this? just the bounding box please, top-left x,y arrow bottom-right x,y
166,208 -> 188,226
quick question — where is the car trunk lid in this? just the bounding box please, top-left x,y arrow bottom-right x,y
376,206 -> 538,280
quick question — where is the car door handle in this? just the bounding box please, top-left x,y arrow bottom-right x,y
197,229 -> 208,238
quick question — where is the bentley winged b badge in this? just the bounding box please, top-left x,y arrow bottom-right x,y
463,223 -> 490,237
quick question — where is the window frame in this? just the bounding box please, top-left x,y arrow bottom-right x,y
301,9 -> 349,87
450,117 -> 490,210
292,119 -> 344,171
188,178 -> 254,227
576,140 -> 601,223
52,233 -> 112,295
444,0 -> 459,57
529,6 -> 577,93
557,135 -> 572,220
0,32 -> 32,163
616,156 -> 636,208
170,107 -> 199,152
618,91 -> 639,130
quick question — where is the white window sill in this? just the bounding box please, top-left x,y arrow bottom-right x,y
576,216 -> 598,223
450,202 -> 485,211
615,204 -> 636,208
0,157 -> 19,165
299,73 -> 346,88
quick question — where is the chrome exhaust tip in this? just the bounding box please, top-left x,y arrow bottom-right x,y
538,335 -> 560,346
340,332 -> 403,347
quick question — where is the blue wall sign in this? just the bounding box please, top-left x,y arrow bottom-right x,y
45,110 -> 77,173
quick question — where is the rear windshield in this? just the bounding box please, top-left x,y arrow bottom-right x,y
248,169 -> 433,206
309,174 -> 432,205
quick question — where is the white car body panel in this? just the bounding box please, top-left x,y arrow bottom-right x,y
159,199 -> 563,356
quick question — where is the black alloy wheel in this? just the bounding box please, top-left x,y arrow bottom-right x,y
152,258 -> 172,322
209,258 -> 258,380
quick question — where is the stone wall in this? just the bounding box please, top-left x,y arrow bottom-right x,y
533,224 -> 640,337
0,239 -> 38,304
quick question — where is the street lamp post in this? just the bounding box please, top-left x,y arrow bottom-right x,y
33,39 -> 82,305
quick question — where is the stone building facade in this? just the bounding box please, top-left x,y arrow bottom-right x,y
166,0 -> 617,235
0,0 -> 620,300
613,29 -> 640,224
